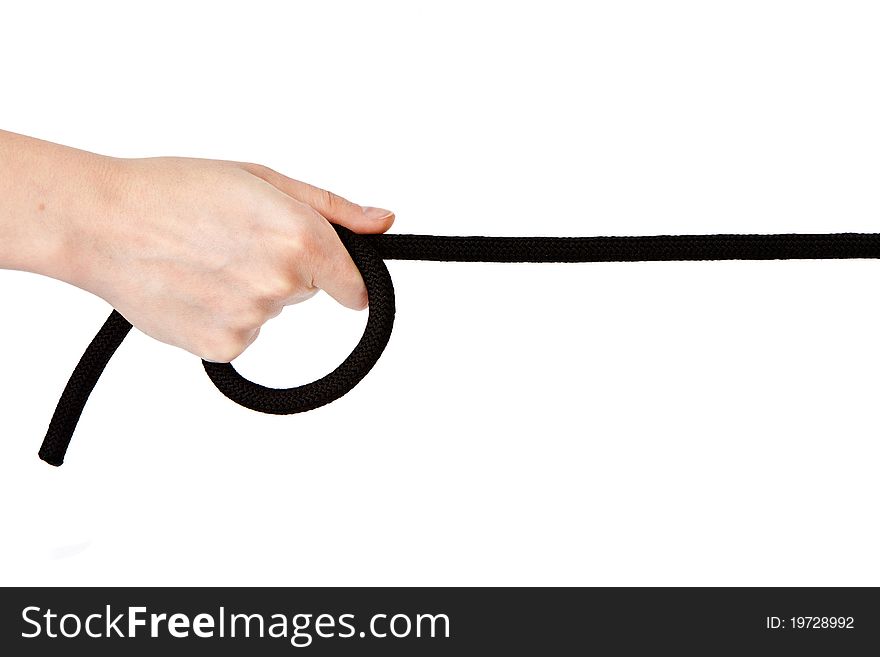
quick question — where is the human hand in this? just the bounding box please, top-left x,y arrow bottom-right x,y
62,157 -> 394,362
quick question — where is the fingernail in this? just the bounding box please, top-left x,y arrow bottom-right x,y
363,206 -> 394,221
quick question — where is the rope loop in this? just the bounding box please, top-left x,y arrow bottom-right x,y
202,226 -> 396,414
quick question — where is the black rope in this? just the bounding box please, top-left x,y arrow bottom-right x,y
38,310 -> 132,466
38,229 -> 880,465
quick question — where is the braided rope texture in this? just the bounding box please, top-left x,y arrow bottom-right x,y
371,232 -> 880,262
38,310 -> 132,466
39,231 -> 880,466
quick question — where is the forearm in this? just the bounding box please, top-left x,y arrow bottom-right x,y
0,130 -> 117,282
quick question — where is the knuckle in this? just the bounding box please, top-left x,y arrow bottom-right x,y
318,188 -> 336,212
199,329 -> 250,363
285,226 -> 317,257
257,274 -> 297,303
282,235 -> 320,281
237,308 -> 266,332
228,296 -> 267,331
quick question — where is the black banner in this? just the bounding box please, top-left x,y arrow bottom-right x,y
1,587 -> 877,654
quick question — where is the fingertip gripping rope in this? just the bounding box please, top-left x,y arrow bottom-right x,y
38,228 -> 880,465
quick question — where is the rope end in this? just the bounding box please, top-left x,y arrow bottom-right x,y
38,446 -> 64,467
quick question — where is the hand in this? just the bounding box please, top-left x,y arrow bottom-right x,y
70,157 -> 395,362
0,131 -> 394,362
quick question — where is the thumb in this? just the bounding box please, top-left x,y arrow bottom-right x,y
240,163 -> 395,234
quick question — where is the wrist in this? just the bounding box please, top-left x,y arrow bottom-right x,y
41,153 -> 130,289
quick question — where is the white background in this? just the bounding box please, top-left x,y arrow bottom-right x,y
1,1 -> 879,586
